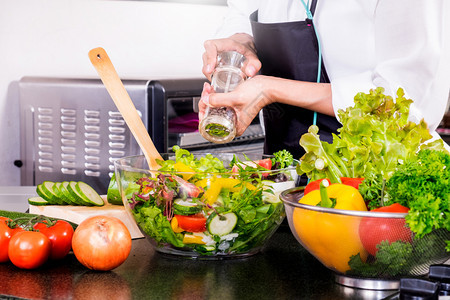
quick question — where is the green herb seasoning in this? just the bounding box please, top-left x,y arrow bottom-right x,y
205,123 -> 230,138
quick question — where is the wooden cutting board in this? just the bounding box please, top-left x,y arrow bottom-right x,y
29,196 -> 143,239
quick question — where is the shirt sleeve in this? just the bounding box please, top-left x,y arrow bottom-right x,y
214,0 -> 262,38
330,0 -> 449,132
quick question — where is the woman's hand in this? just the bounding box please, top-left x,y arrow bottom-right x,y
202,33 -> 261,80
198,76 -> 334,137
199,76 -> 271,136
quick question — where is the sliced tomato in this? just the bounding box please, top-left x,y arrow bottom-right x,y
256,158 -> 272,178
256,158 -> 272,170
174,214 -> 206,233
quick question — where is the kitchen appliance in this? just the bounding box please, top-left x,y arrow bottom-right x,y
19,77 -> 265,193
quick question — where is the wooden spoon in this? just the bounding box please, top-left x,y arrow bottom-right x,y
88,47 -> 163,170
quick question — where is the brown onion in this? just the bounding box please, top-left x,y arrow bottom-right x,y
72,216 -> 131,271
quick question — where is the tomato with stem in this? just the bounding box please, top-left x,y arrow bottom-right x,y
0,217 -> 13,263
34,220 -> 74,260
8,231 -> 51,269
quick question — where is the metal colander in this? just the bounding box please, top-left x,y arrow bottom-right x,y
280,187 -> 450,290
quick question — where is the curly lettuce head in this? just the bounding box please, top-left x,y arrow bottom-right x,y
298,87 -> 443,182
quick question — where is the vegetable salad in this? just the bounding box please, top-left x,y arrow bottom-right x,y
122,147 -> 297,257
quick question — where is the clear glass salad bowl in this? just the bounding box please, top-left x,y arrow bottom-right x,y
280,187 -> 450,290
115,152 -> 298,259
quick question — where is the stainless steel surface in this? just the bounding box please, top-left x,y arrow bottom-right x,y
336,274 -> 400,291
19,77 -> 147,193
0,186 -> 37,212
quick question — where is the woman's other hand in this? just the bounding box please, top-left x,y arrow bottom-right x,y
202,33 -> 261,81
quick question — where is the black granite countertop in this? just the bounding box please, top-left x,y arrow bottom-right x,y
0,223 -> 398,300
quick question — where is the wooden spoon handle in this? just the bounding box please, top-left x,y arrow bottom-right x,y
88,47 -> 162,169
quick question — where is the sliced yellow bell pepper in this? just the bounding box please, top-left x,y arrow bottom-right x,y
182,232 -> 208,244
293,181 -> 368,273
173,161 -> 195,180
197,176 -> 256,205
170,216 -> 184,233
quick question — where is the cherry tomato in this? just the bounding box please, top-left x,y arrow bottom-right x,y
8,231 -> 51,269
34,220 -> 74,260
0,217 -> 13,263
72,216 -> 131,271
359,203 -> 413,256
174,214 -> 207,232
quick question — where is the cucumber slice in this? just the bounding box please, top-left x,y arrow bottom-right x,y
40,181 -> 62,205
60,181 -> 77,205
28,196 -> 49,206
207,212 -> 237,236
75,181 -> 105,206
36,183 -> 54,203
173,198 -> 202,215
52,182 -> 69,205
67,181 -> 92,206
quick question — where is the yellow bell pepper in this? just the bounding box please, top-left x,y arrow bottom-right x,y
292,181 -> 368,273
196,176 -> 256,205
170,216 -> 184,233
182,232 -> 210,244
173,161 -> 195,180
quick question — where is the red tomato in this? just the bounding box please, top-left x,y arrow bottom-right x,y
72,216 -> 131,271
256,158 -> 272,170
174,214 -> 207,232
256,158 -> 272,177
231,159 -> 272,177
34,220 -> 74,260
359,203 -> 412,256
8,231 -> 51,269
0,217 -> 13,263
304,178 -> 330,195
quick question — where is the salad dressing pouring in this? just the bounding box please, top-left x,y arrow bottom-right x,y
199,51 -> 247,144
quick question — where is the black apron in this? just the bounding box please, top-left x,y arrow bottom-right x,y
250,0 -> 341,159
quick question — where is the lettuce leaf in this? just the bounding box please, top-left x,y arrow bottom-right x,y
298,87 -> 442,182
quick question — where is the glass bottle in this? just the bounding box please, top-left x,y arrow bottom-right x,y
199,51 -> 247,144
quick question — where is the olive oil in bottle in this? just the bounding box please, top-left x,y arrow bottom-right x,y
199,51 -> 247,144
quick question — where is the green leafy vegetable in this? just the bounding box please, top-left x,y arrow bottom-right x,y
158,145 -> 227,180
298,87 -> 442,183
386,149 -> 450,238
348,229 -> 450,277
272,149 -> 294,169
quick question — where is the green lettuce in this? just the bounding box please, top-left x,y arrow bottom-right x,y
298,87 -> 444,183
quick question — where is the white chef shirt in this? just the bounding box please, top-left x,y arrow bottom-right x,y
215,0 -> 450,134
